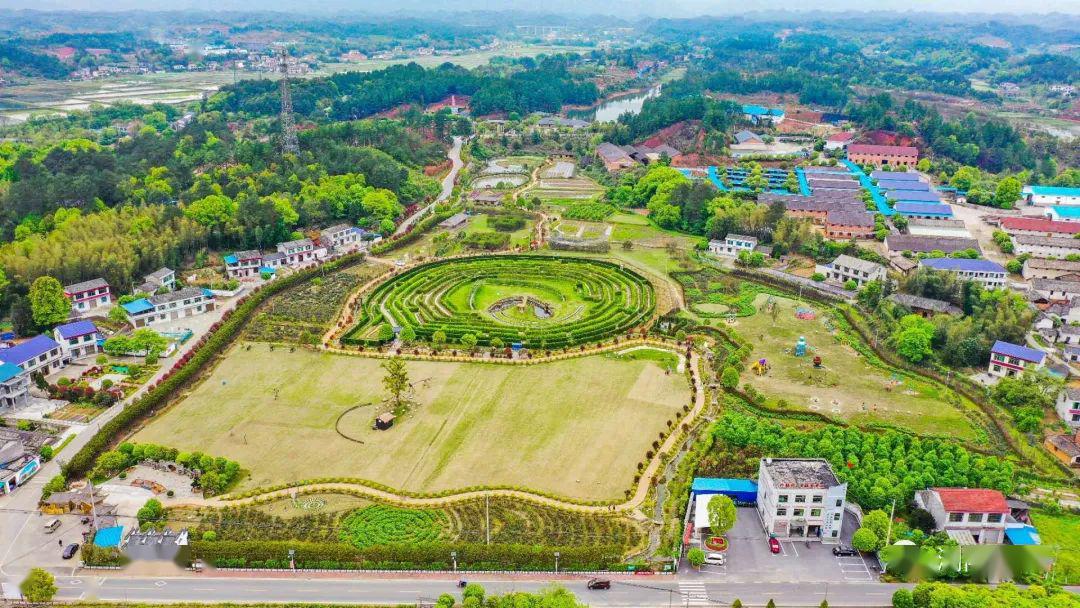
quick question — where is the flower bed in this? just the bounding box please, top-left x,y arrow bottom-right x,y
704,536 -> 728,552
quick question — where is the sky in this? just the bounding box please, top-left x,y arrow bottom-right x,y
5,0 -> 1080,14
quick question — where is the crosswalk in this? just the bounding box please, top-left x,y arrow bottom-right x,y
678,581 -> 711,606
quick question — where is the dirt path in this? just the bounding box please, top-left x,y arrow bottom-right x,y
171,350 -> 705,518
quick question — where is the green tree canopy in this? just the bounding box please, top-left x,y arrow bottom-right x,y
28,275 -> 70,327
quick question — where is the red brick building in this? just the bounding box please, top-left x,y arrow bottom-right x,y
847,144 -> 919,168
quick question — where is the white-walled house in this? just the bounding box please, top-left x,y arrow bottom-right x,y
224,250 -> 264,279
987,340 -> 1045,378
1056,388 -> 1080,429
756,458 -> 847,543
709,234 -> 759,257
816,254 -> 886,287
276,238 -> 326,267
121,287 -> 215,328
0,335 -> 64,376
52,320 -> 102,362
63,278 -> 112,315
914,488 -> 1009,545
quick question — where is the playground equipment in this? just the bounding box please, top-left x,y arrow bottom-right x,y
813,355 -> 822,368
752,358 -> 769,375
794,336 -> 808,357
795,307 -> 816,320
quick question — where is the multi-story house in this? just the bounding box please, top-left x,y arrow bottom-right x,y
63,278 -> 112,315
1012,235 -> 1080,259
987,340 -> 1045,378
52,320 -> 102,363
756,458 -> 847,543
708,234 -> 759,257
319,224 -> 359,251
139,267 -> 176,293
1056,388 -> 1080,429
224,250 -> 264,279
919,258 -> 1007,290
914,487 -> 1009,545
0,335 -> 64,376
121,287 -> 215,328
0,363 -> 30,409
816,254 -> 886,287
276,238 -> 324,267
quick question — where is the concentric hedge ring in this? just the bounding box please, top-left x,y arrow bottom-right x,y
342,255 -> 655,349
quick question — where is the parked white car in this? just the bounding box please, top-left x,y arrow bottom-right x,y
704,552 -> 726,565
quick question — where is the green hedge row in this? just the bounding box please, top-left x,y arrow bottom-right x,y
370,207 -> 461,255
191,540 -> 624,572
63,253 -> 367,479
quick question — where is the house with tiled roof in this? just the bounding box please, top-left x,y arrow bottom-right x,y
319,224 -> 360,251
224,250 -> 264,279
1022,258 -> 1080,281
1055,388 -> 1080,429
63,278 -> 112,315
0,335 -> 64,376
53,321 -> 102,362
275,238 -> 325,267
1012,234 -> 1080,259
824,209 -> 875,239
999,217 -> 1080,237
122,287 -> 215,328
987,340 -> 1045,378
1032,278 -> 1080,301
1045,431 -> 1080,468
140,268 -> 176,294
816,255 -> 885,287
595,143 -> 635,172
824,132 -> 855,151
847,144 -> 918,168
887,293 -> 961,317
915,488 -> 1010,544
885,234 -> 980,255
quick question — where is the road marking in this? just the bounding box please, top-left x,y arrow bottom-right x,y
67,578 -> 83,585
192,588 -> 217,591
154,580 -> 167,587
678,581 -> 709,607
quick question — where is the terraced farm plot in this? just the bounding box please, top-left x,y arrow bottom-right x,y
342,255 -> 654,348
734,293 -> 981,440
133,347 -> 689,500
527,172 -> 604,200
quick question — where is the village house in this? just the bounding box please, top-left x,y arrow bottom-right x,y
1022,186 -> 1080,207
596,143 -> 635,172
887,293 -> 962,317
53,320 -> 102,363
39,484 -> 107,514
1064,344 -> 1080,364
536,116 -> 590,130
1032,278 -> 1080,301
121,287 -> 215,328
885,235 -> 980,256
1055,324 -> 1080,345
825,209 -> 876,239
224,250 -> 264,279
919,258 -> 1007,290
756,458 -> 847,543
708,234 -> 759,257
1045,431 -> 1080,468
319,224 -> 360,252
987,340 -> 1045,378
734,130 -> 766,147
63,278 -> 112,315
138,267 -> 176,294
0,363 -> 30,409
275,238 -> 324,267
1012,235 -> 1080,258
914,488 -> 1009,545
1055,388 -> 1080,429
439,212 -> 469,229
0,335 -> 64,376
824,132 -> 855,151
742,104 -> 785,125
816,254 -> 886,287
847,144 -> 918,168
1022,258 -> 1080,281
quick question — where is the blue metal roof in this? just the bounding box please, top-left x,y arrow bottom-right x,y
894,202 -> 953,216
223,254 -> 238,264
0,362 -> 24,383
1049,206 -> 1080,219
1005,525 -> 1041,546
991,340 -> 1045,363
1024,185 -> 1080,197
871,170 -> 921,181
121,298 -> 154,315
877,180 -> 930,192
742,104 -> 784,117
94,525 -> 124,548
0,335 -> 60,366
886,190 -> 942,203
55,320 -> 98,340
921,258 -> 1005,273
692,478 -> 759,494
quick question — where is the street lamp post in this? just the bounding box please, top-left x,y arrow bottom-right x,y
554,551 -> 560,573
288,548 -> 295,570
451,551 -> 457,572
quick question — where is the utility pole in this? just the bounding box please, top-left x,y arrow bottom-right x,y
89,479 -> 98,531
885,497 -> 897,545
278,49 -> 299,155
485,493 -> 490,545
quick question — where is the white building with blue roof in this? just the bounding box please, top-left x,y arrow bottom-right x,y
1023,185 -> 1080,207
742,104 -> 785,125
53,320 -> 102,362
121,287 -> 214,328
988,340 -> 1045,378
0,362 -> 30,409
0,335 -> 64,377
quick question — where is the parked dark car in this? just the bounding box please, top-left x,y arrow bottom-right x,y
587,578 -> 611,590
62,543 -> 79,559
832,546 -> 859,557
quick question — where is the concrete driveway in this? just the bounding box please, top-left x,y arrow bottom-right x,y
683,507 -> 878,583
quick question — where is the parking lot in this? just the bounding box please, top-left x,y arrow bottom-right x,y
683,507 -> 878,583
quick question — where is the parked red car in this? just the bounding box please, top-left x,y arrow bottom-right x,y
768,537 -> 781,554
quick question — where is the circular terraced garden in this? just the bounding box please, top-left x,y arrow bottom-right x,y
343,255 -> 655,349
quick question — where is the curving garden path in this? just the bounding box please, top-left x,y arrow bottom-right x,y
170,349 -> 706,519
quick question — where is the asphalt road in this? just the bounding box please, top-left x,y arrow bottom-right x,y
34,574 -> 908,607
394,135 -> 463,236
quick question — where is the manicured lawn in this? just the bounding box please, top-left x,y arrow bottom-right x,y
735,293 -> 981,440
1030,509 -> 1080,584
134,347 -> 689,500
